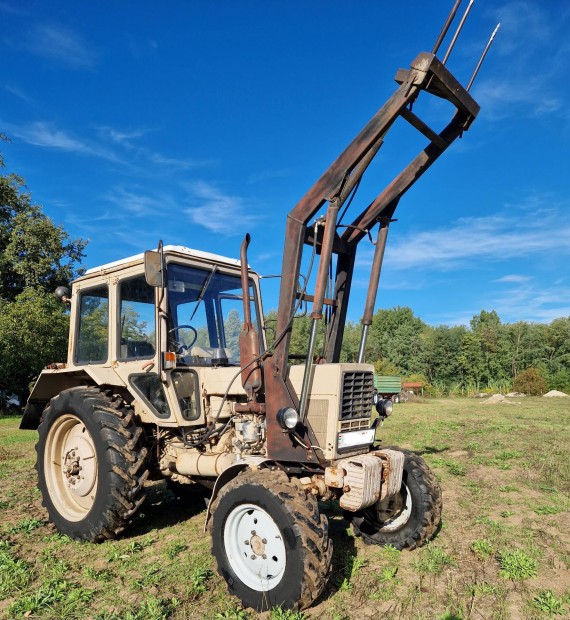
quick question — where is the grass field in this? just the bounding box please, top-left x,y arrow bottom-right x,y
1,397 -> 569,620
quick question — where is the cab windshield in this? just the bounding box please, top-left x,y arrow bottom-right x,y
166,263 -> 262,366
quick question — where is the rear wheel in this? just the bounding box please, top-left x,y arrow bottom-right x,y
36,387 -> 149,541
209,469 -> 332,611
348,450 -> 441,549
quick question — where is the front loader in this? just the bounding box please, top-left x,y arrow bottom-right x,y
21,2 -> 497,611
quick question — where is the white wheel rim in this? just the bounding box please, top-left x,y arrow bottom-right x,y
223,503 -> 287,591
380,483 -> 413,531
44,414 -> 98,521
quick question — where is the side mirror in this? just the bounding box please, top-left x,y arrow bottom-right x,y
144,249 -> 163,287
55,286 -> 71,304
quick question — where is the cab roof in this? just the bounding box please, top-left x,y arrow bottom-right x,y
78,245 -> 246,280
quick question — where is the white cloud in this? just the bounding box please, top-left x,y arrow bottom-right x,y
20,23 -> 96,70
98,125 -> 213,171
474,78 -> 562,119
4,84 -> 36,106
184,181 -> 260,235
491,280 -> 570,323
494,274 -> 531,283
472,2 -> 569,120
105,187 -> 177,217
3,120 -> 124,163
380,204 -> 570,272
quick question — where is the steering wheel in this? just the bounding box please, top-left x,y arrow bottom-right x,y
168,325 -> 198,354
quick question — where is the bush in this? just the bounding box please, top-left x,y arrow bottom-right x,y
513,367 -> 547,396
548,369 -> 570,393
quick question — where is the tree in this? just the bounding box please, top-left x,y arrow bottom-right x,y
0,288 -> 69,397
470,310 -> 511,385
1,143 -> 86,302
513,367 -> 547,396
0,143 -> 87,398
367,306 -> 426,375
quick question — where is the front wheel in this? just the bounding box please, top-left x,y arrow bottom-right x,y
209,469 -> 332,611
348,450 -> 441,549
36,387 -> 149,541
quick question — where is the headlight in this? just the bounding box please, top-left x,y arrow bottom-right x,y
375,398 -> 393,417
277,407 -> 299,430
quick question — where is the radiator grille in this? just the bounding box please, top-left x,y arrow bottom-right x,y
340,371 -> 374,420
340,418 -> 370,432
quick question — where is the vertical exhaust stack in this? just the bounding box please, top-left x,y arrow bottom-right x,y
239,234 -> 262,402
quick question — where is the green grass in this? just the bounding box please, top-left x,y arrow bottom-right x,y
1,398 -> 569,619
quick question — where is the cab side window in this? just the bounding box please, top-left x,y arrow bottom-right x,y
76,286 -> 109,364
119,276 -> 155,360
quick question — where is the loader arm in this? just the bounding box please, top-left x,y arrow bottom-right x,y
273,51 -> 479,377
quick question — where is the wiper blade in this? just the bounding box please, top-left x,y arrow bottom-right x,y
189,265 -> 218,320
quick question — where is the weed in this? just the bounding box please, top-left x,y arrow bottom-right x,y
9,579 -> 94,618
499,485 -> 520,493
378,566 -> 399,582
414,544 -> 454,575
0,542 -> 31,597
83,567 -> 113,581
379,544 -> 401,563
338,556 -> 367,591
534,505 -> 561,515
430,458 -> 467,477
437,611 -> 463,620
498,549 -> 537,580
532,590 -> 567,615
469,581 -> 499,595
470,539 -> 493,560
165,540 -> 187,559
500,510 -> 514,518
8,517 -> 43,534
132,565 -> 163,590
496,450 -> 523,461
188,566 -> 213,595
474,516 -> 505,534
107,538 -> 155,562
447,462 -> 467,477
270,608 -> 307,620
214,606 -> 251,620
463,480 -> 482,494
95,597 -> 180,620
43,531 -> 72,543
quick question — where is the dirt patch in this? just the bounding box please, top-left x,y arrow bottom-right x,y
481,394 -> 519,405
543,390 -> 568,398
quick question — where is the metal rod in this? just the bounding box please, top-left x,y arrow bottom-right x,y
432,0 -> 462,55
357,325 -> 369,364
442,0 -> 474,64
299,319 -> 319,423
467,23 -> 500,91
299,201 -> 340,422
357,222 -> 390,363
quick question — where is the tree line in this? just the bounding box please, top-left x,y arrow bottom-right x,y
271,306 -> 570,396
1,144 -> 568,401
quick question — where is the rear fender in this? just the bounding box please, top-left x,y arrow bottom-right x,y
20,370 -> 94,430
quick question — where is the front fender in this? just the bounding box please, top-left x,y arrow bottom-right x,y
203,457 -> 271,532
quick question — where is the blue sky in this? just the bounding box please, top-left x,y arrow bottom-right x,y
2,1 -> 569,327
